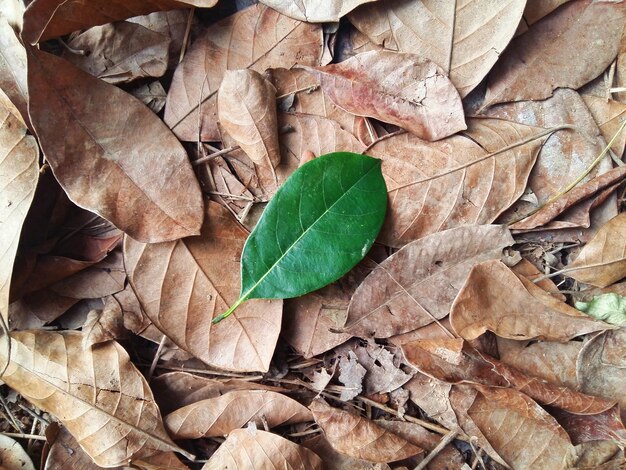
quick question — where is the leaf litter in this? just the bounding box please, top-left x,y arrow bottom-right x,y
2,1 -> 626,468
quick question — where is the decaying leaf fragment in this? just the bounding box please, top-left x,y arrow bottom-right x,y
0,330 -> 188,467
309,51 -> 466,141
218,69 -> 280,174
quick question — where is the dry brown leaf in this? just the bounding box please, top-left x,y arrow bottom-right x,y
349,0 -> 526,97
369,118 -> 546,246
0,98 -> 38,325
164,4 -> 323,142
523,0 -> 572,25
302,435 -> 392,470
484,0 -> 625,107
309,400 -> 423,463
566,440 -> 626,470
582,95 -> 626,157
0,0 -> 25,31
401,338 -> 614,414
22,0 -> 217,44
125,202 -> 282,372
63,21 -> 170,84
309,51 -> 465,141
511,166 -> 626,231
346,225 -> 513,338
131,81 -> 167,114
577,328 -> 626,422
450,260 -> 614,341
337,350 -> 366,401
552,405 -> 626,446
218,70 -> 280,174
0,435 -> 35,470
0,330 -> 188,467
202,428 -> 323,470
165,390 -> 312,439
27,47 -> 203,243
566,213 -> 626,287
468,385 -> 575,469
9,289 -> 79,330
0,18 -> 29,127
259,0 -> 377,22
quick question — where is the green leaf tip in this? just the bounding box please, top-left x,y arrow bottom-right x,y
575,293 -> 626,326
217,151 -> 387,322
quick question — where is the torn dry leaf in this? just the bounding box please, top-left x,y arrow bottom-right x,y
309,50 -> 466,140
0,330 -> 188,467
164,4 -> 323,141
27,47 -> 204,243
349,0 -> 526,97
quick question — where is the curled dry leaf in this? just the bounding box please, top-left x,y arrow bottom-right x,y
309,400 -> 423,463
0,18 -> 29,127
345,225 -> 513,338
22,0 -> 218,44
370,118 -> 547,246
259,0 -> 378,22
164,4 -> 323,142
27,47 -> 204,243
165,390 -> 312,439
348,0 -> 526,97
467,385 -> 575,469
63,21 -> 170,84
577,328 -> 626,422
202,428 -> 323,470
0,98 -> 38,325
484,0 -> 625,107
450,260 -> 614,341
309,51 -> 465,141
566,213 -> 626,288
218,70 -> 280,173
0,435 -> 35,470
124,202 -> 282,372
0,330 -> 188,467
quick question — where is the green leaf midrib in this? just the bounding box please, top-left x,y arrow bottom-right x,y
241,159 -> 380,301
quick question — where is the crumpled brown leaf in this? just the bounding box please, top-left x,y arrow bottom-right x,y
450,260 -> 614,341
346,225 -> 513,338
349,0 -> 526,97
484,0 -> 625,107
309,51 -> 465,141
309,400 -> 423,463
0,98 -> 38,325
125,202 -> 282,372
0,330 -> 189,467
566,213 -> 626,288
27,47 -> 204,243
63,21 -> 170,84
202,428 -> 323,470
218,70 -> 280,175
259,0 -> 378,22
164,4 -> 323,142
165,390 -> 312,439
22,0 -> 217,44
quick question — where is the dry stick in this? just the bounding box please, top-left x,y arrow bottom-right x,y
179,8 -> 195,64
1,432 -> 46,441
147,335 -> 167,382
386,125 -> 576,193
469,437 -> 487,470
414,428 -> 460,470
193,146 -> 240,166
0,395 -> 22,433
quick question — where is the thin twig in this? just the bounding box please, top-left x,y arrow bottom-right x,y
1,432 -> 46,441
469,437 -> 487,470
179,8 -> 195,64
414,428 -> 459,470
0,395 -> 22,433
147,335 -> 167,382
193,146 -> 240,166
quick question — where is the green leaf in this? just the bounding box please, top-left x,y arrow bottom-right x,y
214,152 -> 387,323
575,293 -> 626,326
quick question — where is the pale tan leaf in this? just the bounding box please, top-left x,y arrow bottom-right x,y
202,428 -> 323,470
130,81 -> 168,114
0,330 -> 189,467
165,390 -> 312,439
0,98 -> 38,325
369,118 -> 546,246
309,51 -> 465,141
218,70 -> 280,172
0,434 -> 35,470
309,400 -> 423,463
349,0 -> 526,97
484,0 -> 625,107
302,435 -> 392,470
63,21 -> 170,84
450,260 -> 614,341
0,18 -> 29,127
346,225 -> 513,338
164,4 -> 323,142
0,0 -> 25,31
566,213 -> 626,288
22,0 -> 218,44
259,0 -> 378,22
582,95 -> 626,157
27,47 -> 204,243
523,0 -> 572,25
124,202 -> 282,372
